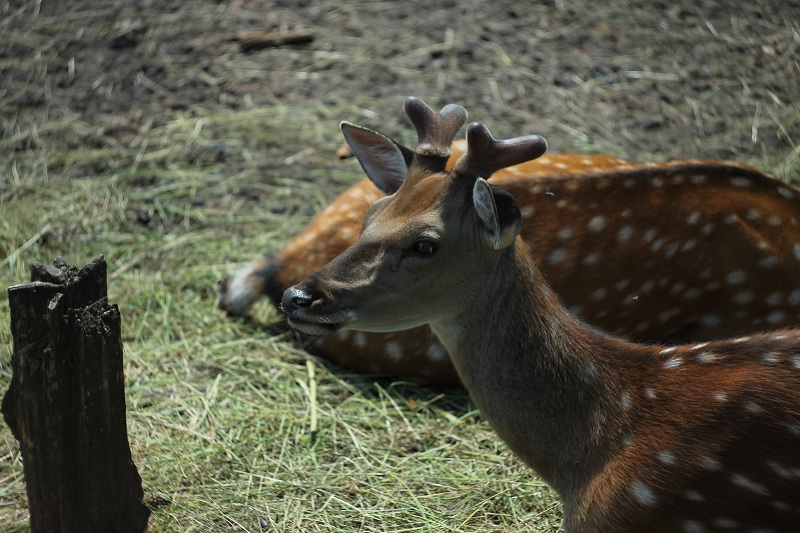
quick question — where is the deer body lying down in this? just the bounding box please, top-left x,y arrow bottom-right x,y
280,98 -> 800,531
221,140 -> 800,386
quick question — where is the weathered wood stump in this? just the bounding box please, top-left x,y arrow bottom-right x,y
1,256 -> 150,532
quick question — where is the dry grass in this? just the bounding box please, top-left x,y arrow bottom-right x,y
0,104 -> 563,532
1,0 -> 799,531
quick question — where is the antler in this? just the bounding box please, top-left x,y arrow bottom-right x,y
454,122 -> 548,178
403,97 -> 467,159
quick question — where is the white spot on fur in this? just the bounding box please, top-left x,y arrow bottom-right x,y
644,388 -> 657,399
548,248 -> 568,264
726,270 -> 747,284
557,227 -> 573,239
700,314 -> 721,327
697,352 -> 716,363
684,490 -> 704,502
617,226 -> 634,240
687,211 -> 701,225
583,252 -> 601,265
767,311 -> 786,324
591,287 -> 608,300
733,290 -> 754,305
762,352 -> 780,364
588,216 -> 606,232
788,289 -> 800,306
629,481 -> 656,506
729,473 -> 769,495
665,241 -> 680,258
657,308 -> 682,324
744,402 -> 764,413
682,520 -> 705,533
354,332 -> 367,348
712,518 -> 737,528
714,391 -> 728,402
621,390 -> 632,409
700,456 -> 722,471
758,255 -> 778,268
427,343 -> 446,362
658,451 -> 676,465
730,176 -> 751,187
772,500 -> 790,511
664,356 -> 682,369
386,342 -> 404,361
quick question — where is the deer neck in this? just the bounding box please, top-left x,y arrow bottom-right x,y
429,239 -> 628,499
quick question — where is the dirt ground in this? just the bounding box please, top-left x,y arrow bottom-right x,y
3,0 -> 799,189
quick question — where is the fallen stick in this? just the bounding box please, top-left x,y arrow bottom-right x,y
230,29 -> 315,52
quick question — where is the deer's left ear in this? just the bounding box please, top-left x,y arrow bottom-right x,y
472,178 -> 522,250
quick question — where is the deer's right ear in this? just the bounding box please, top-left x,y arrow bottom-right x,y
340,122 -> 414,195
472,178 -> 522,250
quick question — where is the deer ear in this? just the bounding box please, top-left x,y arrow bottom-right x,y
340,122 -> 414,195
472,178 -> 522,250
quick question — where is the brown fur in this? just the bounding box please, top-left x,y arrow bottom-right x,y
278,101 -> 800,530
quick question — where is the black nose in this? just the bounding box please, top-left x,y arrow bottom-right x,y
285,286 -> 314,308
281,284 -> 326,315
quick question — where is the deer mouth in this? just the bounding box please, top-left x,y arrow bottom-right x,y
286,315 -> 345,336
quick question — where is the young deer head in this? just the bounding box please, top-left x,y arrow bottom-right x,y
282,98 -> 800,531
281,97 -> 545,337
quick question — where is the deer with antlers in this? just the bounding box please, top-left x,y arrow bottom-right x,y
220,105 -> 800,387
279,98 -> 800,531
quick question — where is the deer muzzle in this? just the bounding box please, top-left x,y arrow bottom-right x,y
280,284 -> 345,336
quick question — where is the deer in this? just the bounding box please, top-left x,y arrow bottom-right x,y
219,107 -> 800,387
279,97 -> 800,531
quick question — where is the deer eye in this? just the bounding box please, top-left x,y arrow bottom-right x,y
412,239 -> 438,257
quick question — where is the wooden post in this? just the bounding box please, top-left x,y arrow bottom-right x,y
1,256 -> 150,532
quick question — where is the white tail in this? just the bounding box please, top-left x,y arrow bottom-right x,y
220,110 -> 800,387
280,98 -> 800,531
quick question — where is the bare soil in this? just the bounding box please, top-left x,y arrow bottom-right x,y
3,0 -> 798,194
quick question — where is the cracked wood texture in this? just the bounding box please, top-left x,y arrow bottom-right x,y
1,256 -> 149,533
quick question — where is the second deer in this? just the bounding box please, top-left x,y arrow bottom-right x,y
281,97 -> 800,531
220,104 -> 800,386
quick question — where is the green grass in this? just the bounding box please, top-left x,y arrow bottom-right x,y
0,105 -> 562,532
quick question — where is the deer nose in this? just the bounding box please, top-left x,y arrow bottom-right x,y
284,286 -> 312,308
281,285 -> 325,313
